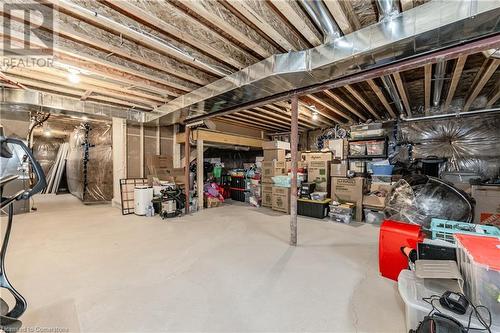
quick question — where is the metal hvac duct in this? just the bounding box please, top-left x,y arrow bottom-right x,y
432,60 -> 447,107
377,0 -> 405,115
299,0 -> 342,42
375,0 -> 400,21
149,0 -> 500,124
0,88 -> 145,121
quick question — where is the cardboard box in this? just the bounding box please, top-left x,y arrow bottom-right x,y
261,184 -> 273,207
204,196 -> 222,208
264,149 -> 286,161
262,140 -> 290,150
285,160 -> 307,172
146,155 -> 173,170
331,177 -> 366,222
261,161 -> 286,183
272,186 -> 291,213
362,195 -> 386,209
301,151 -> 333,162
471,185 -> 500,224
308,160 -> 330,192
330,160 -> 348,177
327,139 -> 348,159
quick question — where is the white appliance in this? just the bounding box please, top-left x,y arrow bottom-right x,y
134,186 -> 153,216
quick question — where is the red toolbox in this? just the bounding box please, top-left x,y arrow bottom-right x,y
379,220 -> 424,281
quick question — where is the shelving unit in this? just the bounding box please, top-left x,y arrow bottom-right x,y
347,136 -> 388,174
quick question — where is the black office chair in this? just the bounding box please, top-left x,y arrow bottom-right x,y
0,128 -> 46,332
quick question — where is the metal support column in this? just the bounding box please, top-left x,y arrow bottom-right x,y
184,127 -> 190,214
290,95 -> 299,246
197,139 -> 204,211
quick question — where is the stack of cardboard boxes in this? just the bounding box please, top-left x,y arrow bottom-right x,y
261,141 -> 290,213
146,155 -> 185,185
327,139 -> 367,222
301,151 -> 333,194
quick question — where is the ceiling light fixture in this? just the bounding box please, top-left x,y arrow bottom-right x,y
312,112 -> 318,120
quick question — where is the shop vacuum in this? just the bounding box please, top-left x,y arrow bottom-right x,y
159,186 -> 185,219
0,127 -> 47,331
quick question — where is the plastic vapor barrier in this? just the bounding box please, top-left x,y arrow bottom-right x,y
66,123 -> 113,203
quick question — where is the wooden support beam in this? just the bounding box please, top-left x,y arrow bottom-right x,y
2,6 -> 209,85
223,0 -> 308,51
184,127 -> 191,214
443,55 -> 467,112
215,118 -> 272,132
177,0 -> 276,58
232,112 -> 291,131
2,73 -> 152,110
366,79 -> 397,118
307,94 -> 352,122
323,90 -> 367,121
424,64 -> 432,115
252,108 -> 313,129
6,67 -> 160,107
269,0 -> 322,46
290,95 -> 298,246
4,33 -> 187,97
463,59 -> 499,112
486,80 -> 500,108
197,139 -> 204,211
223,115 -> 283,131
323,0 -> 354,34
101,0 -> 245,70
392,72 -> 412,116
176,129 -> 267,148
81,90 -> 92,101
400,0 -> 414,11
46,0 -> 225,77
172,124 -> 181,168
343,85 -> 381,120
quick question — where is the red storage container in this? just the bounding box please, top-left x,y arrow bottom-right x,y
379,220 -> 424,281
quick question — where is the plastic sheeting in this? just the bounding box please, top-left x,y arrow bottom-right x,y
32,137 -> 64,178
385,175 -> 474,228
66,123 -> 113,203
399,115 -> 500,179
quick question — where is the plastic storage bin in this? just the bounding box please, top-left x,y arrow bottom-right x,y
349,142 -> 366,156
371,175 -> 392,183
430,218 -> 500,244
455,234 -> 500,327
364,209 -> 385,224
366,141 -> 385,155
328,212 -> 352,224
298,198 -> 330,219
349,160 -> 366,173
370,164 -> 394,175
398,270 -> 498,332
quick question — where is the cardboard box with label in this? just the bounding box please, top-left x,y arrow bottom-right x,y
301,151 -> 333,162
330,160 -> 348,177
362,182 -> 392,209
308,160 -> 330,192
262,140 -> 291,150
263,149 -> 286,161
326,139 -> 348,160
261,161 -> 286,183
272,186 -> 291,213
471,185 -> 500,224
331,177 -> 366,222
285,160 -> 307,172
261,184 -> 273,207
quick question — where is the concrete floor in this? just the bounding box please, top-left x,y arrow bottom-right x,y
3,194 -> 405,332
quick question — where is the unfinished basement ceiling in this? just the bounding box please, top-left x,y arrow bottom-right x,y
1,0 -> 499,132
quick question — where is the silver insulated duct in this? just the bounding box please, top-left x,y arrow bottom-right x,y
375,0 -> 400,21
148,0 -> 500,124
0,88 -> 145,121
299,0 -> 342,42
433,60 -> 447,107
377,0 -> 404,115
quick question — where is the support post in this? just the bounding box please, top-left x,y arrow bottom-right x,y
173,124 -> 181,168
197,139 -> 204,211
290,95 -> 299,246
139,123 -> 144,177
111,117 -> 127,209
184,127 -> 191,214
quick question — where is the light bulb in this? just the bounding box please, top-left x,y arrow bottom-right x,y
312,112 -> 318,120
68,72 -> 80,84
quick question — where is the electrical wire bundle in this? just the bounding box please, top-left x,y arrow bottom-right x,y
421,293 -> 492,332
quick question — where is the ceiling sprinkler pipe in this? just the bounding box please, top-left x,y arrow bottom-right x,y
400,108 -> 500,122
